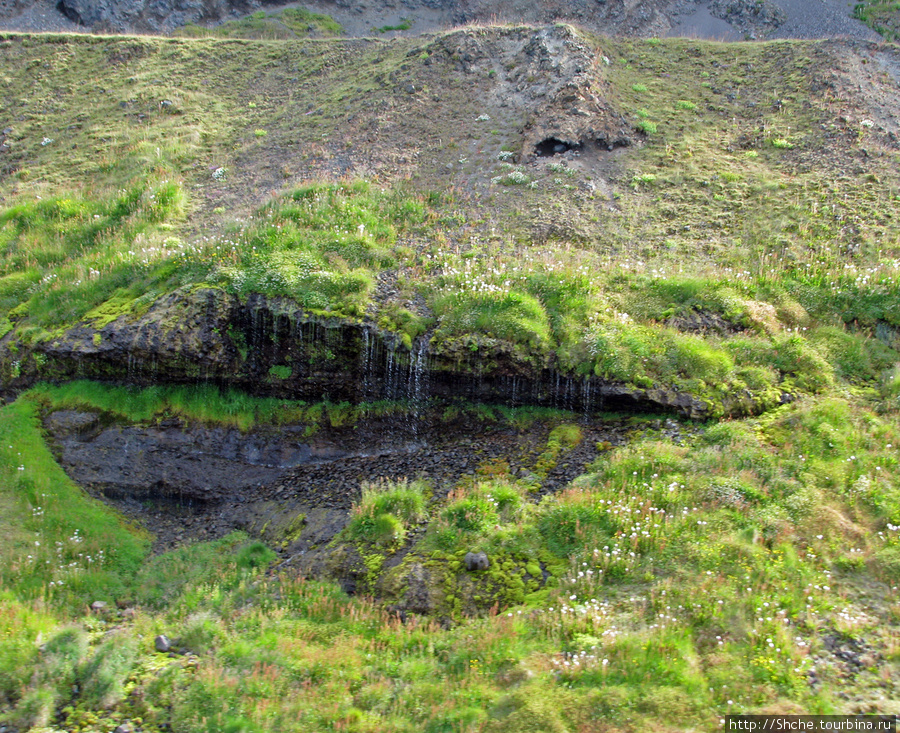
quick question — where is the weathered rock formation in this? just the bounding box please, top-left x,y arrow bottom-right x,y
1,286 -> 716,417
56,0 -> 272,32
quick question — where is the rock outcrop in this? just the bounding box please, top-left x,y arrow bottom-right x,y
56,0 -> 270,32
1,286 -> 717,418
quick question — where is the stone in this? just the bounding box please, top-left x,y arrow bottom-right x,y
154,634 -> 172,653
464,551 -> 489,571
397,562 -> 434,614
114,724 -> 134,733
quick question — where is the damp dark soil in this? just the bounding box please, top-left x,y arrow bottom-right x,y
43,407 -> 653,554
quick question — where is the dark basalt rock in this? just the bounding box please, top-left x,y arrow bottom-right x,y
1,286 -> 720,419
57,0 -> 267,32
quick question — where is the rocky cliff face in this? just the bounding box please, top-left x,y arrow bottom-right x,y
55,0 -> 271,32
2,286 -> 736,418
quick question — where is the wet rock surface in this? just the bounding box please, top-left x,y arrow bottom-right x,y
6,287 -> 719,418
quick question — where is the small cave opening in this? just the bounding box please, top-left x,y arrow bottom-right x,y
534,137 -> 579,157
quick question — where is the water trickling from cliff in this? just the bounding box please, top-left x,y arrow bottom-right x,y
407,338 -> 430,438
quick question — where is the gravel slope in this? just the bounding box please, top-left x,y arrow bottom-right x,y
770,0 -> 880,40
0,0 -> 84,32
0,0 -> 883,40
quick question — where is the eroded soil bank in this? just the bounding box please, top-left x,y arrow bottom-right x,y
45,406 -> 645,553
42,404 -> 692,616
5,287 -> 731,419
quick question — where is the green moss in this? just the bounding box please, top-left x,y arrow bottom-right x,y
267,364 -> 291,380
83,291 -> 145,328
533,424 -> 583,478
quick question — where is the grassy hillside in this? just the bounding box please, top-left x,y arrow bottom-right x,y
3,388 -> 900,730
854,1 -> 900,40
1,25 -> 900,731
1,28 -> 900,410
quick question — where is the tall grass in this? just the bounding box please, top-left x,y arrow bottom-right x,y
346,478 -> 429,545
0,400 -> 150,612
213,182 -> 436,317
3,390 -> 900,729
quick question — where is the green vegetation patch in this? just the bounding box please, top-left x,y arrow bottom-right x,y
346,478 -> 429,546
174,8 -> 343,39
0,400 -> 150,613
214,181 -> 436,317
4,387 -> 900,729
0,182 -> 186,330
852,1 -> 900,39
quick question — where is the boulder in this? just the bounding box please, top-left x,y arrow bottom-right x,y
154,634 -> 172,653
464,551 -> 489,571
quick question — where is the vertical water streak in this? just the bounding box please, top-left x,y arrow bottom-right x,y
361,328 -> 371,400
386,344 -> 396,400
408,338 -> 429,439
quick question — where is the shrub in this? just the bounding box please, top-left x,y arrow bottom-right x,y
347,479 -> 429,544
441,495 -> 499,532
236,541 -> 276,570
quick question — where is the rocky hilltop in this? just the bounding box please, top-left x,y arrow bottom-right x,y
0,0 -> 880,39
